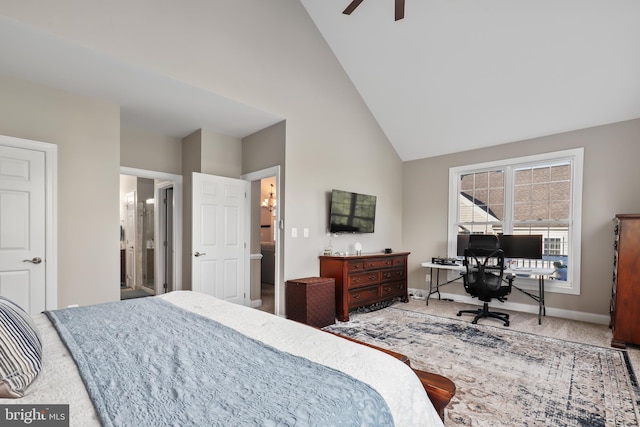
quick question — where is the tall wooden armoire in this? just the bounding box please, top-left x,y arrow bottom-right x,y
611,214 -> 640,348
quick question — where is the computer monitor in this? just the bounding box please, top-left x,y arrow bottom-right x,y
498,234 -> 543,259
456,233 -> 543,259
456,234 -> 470,257
457,233 -> 501,254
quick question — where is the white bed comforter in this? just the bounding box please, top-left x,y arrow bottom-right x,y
1,291 -> 444,427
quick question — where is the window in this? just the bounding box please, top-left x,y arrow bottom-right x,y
448,148 -> 583,295
544,238 -> 563,256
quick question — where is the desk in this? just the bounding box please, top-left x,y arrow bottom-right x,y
420,262 -> 554,325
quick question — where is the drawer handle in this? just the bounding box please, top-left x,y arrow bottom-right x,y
353,294 -> 360,299
369,275 -> 376,280
383,287 -> 391,293
354,278 -> 361,283
367,289 -> 376,294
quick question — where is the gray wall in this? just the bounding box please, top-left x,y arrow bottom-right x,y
121,127 -> 182,175
243,121 -> 286,306
403,118 -> 640,316
2,2 -> 637,321
0,0 -> 405,292
0,73 -> 121,308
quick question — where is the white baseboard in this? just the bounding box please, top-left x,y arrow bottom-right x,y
250,299 -> 263,308
408,287 -> 610,326
408,287 -> 427,300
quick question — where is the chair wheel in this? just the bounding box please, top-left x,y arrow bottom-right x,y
505,321 -> 510,326
456,313 -> 461,316
472,320 -> 478,324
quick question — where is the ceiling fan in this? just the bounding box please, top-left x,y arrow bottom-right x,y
343,0 -> 405,21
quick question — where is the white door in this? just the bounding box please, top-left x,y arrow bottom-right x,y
192,173 -> 249,305
0,145 -> 46,314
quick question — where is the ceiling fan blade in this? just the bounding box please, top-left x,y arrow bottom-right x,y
343,0 -> 366,15
395,0 -> 405,20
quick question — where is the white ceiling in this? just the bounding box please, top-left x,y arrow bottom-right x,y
0,15 -> 282,140
1,1 -> 639,160
301,0 -> 640,160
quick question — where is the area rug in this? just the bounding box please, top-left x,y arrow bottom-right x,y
323,307 -> 640,427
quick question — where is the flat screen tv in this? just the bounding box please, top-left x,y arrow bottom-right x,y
329,189 -> 376,233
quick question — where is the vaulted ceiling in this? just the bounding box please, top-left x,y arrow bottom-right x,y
1,1 -> 639,161
300,0 -> 640,160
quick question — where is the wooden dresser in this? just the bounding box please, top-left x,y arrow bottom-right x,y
319,252 -> 409,322
610,214 -> 640,348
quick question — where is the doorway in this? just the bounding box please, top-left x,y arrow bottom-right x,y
242,166 -> 281,315
258,176 -> 276,313
119,167 -> 182,300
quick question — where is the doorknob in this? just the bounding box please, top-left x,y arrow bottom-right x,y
23,257 -> 43,264
194,252 -> 206,257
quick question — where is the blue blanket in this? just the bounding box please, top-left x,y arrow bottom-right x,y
45,297 -> 393,427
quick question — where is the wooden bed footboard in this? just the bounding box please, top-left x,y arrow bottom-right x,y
411,369 -> 456,421
325,332 -> 456,422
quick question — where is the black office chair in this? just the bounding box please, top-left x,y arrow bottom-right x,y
456,235 -> 513,326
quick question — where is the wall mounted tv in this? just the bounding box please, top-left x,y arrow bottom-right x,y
329,189 -> 376,233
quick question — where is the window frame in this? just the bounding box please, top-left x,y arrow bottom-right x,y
447,148 -> 584,295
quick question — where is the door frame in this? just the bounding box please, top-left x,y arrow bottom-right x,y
157,184 -> 174,294
242,165 -> 281,315
0,135 -> 57,310
120,167 -> 183,292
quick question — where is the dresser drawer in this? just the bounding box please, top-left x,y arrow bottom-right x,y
347,260 -> 367,272
381,267 -> 405,283
381,281 -> 406,299
392,256 -> 406,267
363,258 -> 395,270
348,271 -> 380,289
348,285 -> 380,307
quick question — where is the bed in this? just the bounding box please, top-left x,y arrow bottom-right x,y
1,291 -> 447,426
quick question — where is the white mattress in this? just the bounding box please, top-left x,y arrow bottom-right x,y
1,291 -> 444,427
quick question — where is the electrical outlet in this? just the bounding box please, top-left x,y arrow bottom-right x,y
425,274 -> 431,283
303,228 -> 309,238
291,227 -> 297,238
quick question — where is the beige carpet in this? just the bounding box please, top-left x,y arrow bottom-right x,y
325,297 -> 640,426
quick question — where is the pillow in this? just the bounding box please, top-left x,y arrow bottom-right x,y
0,296 -> 42,398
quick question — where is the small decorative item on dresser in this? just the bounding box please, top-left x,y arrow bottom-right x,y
354,242 -> 362,256
285,277 -> 336,328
